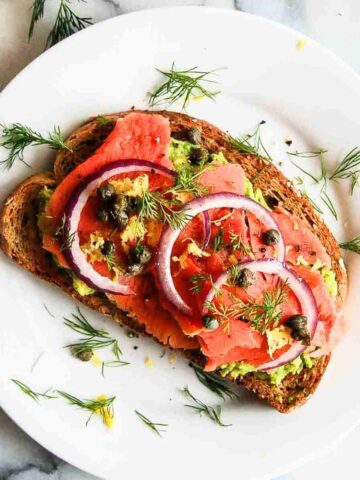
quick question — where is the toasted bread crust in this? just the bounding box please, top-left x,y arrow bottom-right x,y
0,110 -> 345,412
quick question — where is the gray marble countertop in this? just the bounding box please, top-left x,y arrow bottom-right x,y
1,1 -> 360,479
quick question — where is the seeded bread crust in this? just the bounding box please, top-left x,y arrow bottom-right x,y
0,110 -> 346,413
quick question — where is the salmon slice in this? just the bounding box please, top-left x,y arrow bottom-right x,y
108,276 -> 198,350
43,112 -> 172,262
272,207 -> 331,267
199,162 -> 246,195
199,272 -> 301,358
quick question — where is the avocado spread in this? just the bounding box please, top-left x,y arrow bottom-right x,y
218,355 -> 314,386
169,139 -> 195,169
72,275 -> 95,296
168,138 -> 228,170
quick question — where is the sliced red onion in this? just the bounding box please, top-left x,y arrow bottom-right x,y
202,211 -> 211,247
202,259 -> 318,371
64,160 -> 176,294
157,193 -> 285,316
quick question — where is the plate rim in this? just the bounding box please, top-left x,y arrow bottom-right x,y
1,6 -> 360,479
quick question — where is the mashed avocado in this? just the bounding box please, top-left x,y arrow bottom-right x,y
72,275 -> 95,296
38,186 -> 54,203
209,151 -> 227,164
295,255 -> 338,298
321,268 -> 338,298
169,139 -> 195,169
244,178 -> 269,209
168,138 -> 228,169
37,186 -> 54,231
218,355 -> 314,386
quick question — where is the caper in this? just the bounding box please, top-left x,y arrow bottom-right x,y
73,348 -> 93,362
98,183 -> 115,201
190,146 -> 209,165
234,268 -> 255,289
97,209 -> 110,222
202,315 -> 219,330
262,229 -> 280,246
114,195 -> 128,212
130,244 -> 152,265
238,315 -> 249,323
285,314 -> 307,331
188,127 -> 202,144
285,315 -> 311,345
127,263 -> 144,276
110,205 -> 129,229
101,240 -> 115,256
126,196 -> 140,213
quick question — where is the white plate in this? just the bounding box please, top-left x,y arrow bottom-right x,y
0,7 -> 360,480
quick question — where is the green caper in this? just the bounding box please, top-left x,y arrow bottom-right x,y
127,263 -> 144,276
114,195 -> 128,212
110,204 -> 129,228
234,268 -> 255,289
262,229 -> 280,246
188,127 -> 202,144
101,240 -> 115,256
190,146 -> 209,165
98,183 -> 115,201
130,244 -> 152,265
285,315 -> 310,345
285,314 -> 307,331
126,196 -> 140,213
73,348 -> 93,362
97,209 -> 110,222
202,315 -> 219,330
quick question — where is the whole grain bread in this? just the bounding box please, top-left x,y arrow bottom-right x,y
0,110 -> 346,413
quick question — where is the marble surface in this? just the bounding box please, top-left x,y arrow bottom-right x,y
1,1 -> 360,479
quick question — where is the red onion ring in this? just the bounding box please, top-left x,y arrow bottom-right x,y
157,193 -> 285,316
202,259 -> 318,371
64,160 -> 176,294
202,211 -> 211,247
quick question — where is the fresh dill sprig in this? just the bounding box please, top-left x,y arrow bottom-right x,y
57,390 -> 115,427
43,303 -> 55,318
294,177 -> 324,215
190,273 -> 210,294
190,363 -> 240,401
287,149 -> 327,158
171,161 -> 211,197
231,121 -> 272,163
339,234 -> 360,254
320,189 -> 337,220
64,307 -> 122,359
213,228 -> 224,252
12,379 -> 56,403
230,282 -> 288,334
101,360 -> 130,378
149,64 -> 220,110
182,386 -> 231,427
104,251 -> 118,271
29,0 -> 46,40
135,410 -> 168,436
229,231 -> 254,257
0,123 -> 72,170
289,148 -> 327,184
203,301 -> 233,334
139,190 -> 190,230
329,147 -> 360,194
46,0 -> 92,48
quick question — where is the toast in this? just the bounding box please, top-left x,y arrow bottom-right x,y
0,110 -> 346,413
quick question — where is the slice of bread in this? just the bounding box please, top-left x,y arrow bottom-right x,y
0,110 -> 346,413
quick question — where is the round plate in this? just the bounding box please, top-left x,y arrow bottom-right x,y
0,7 -> 360,480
